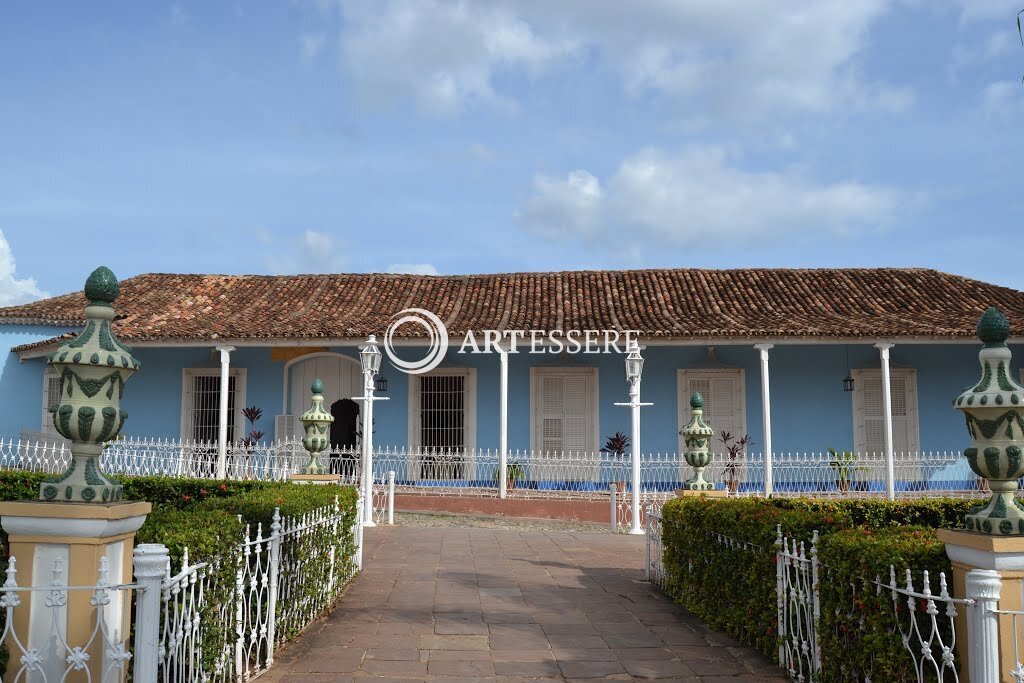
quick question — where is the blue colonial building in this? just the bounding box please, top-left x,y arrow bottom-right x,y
0,268 -> 1021,469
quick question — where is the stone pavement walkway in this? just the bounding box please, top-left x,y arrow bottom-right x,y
265,525 -> 786,681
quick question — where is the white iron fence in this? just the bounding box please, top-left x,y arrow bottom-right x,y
157,498 -> 361,683
644,524 -> 980,682
0,556 -> 138,683
0,437 -> 995,535
3,437 -> 986,499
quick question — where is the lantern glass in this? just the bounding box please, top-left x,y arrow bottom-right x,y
375,375 -> 389,393
624,343 -> 644,383
843,374 -> 854,392
360,335 -> 382,376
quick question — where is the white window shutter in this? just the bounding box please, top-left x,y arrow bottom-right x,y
853,368 -> 918,456
181,371 -> 195,441
562,374 -> 592,454
534,370 -> 597,454
41,367 -> 63,435
276,415 -> 295,442
679,370 -> 745,457
540,375 -> 565,452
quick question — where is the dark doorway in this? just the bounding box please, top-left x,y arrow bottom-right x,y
330,398 -> 360,478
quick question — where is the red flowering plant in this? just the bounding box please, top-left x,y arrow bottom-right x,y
241,406 -> 265,450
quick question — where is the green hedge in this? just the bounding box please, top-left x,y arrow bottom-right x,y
661,497 -> 966,672
816,527 -> 951,681
0,470 -> 361,677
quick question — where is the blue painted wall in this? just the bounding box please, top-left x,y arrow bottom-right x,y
0,325 -> 77,437
0,321 -> 1014,455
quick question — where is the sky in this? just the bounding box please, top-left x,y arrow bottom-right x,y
0,0 -> 1022,304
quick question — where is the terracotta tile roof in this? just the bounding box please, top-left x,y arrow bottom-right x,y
4,268 -> 1023,351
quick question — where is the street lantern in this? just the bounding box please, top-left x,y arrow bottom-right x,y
360,334 -> 382,377
374,375 -> 389,393
614,337 -> 651,535
625,339 -> 644,386
356,334 -> 388,527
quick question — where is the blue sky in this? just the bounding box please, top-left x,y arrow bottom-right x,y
0,0 -> 1022,304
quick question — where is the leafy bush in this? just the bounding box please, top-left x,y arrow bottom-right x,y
817,526 -> 950,681
661,497 -> 966,667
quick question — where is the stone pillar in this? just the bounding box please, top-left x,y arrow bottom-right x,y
0,267 -> 151,682
291,378 -> 340,485
939,307 -> 1024,681
677,393 -> 726,499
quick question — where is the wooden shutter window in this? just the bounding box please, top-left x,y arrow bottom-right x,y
679,370 -> 744,457
534,369 -> 597,454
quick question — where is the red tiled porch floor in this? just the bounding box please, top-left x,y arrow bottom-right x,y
263,526 -> 786,681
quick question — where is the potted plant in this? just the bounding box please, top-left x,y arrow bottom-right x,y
827,448 -> 865,492
494,462 -> 525,490
719,431 -> 752,493
601,432 -> 630,492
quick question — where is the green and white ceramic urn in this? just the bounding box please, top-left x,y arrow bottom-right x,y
955,307 -> 1024,535
300,378 -> 334,475
42,267 -> 140,503
680,393 -> 717,490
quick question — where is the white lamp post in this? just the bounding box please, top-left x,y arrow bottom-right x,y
355,335 -> 388,527
614,339 -> 652,535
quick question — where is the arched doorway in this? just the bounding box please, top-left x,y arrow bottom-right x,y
330,398 -> 360,478
284,352 -> 361,440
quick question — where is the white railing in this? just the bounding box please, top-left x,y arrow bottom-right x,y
644,507 -> 664,589
0,556 -> 138,683
777,529 -> 820,681
0,437 -> 983,499
776,527 -> 966,683
157,499 -> 361,683
645,523 -> 974,682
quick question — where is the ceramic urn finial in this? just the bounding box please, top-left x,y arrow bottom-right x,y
42,266 -> 140,503
955,307 -> 1024,534
300,378 -> 334,475
680,393 -> 717,491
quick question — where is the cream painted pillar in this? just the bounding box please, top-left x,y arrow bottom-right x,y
0,500 -> 151,683
753,344 -> 774,496
499,346 -> 509,498
215,345 -> 235,480
874,342 -> 895,500
938,530 -> 1024,682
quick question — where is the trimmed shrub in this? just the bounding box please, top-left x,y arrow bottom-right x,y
816,526 -> 951,681
661,497 -> 967,666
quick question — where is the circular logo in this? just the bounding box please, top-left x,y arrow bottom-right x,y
383,308 -> 449,374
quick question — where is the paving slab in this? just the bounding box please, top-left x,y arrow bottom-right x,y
263,525 -> 787,681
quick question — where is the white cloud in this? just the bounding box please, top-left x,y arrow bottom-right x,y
517,147 -> 906,250
0,230 -> 47,306
301,33 -> 327,62
386,263 -> 439,275
338,1 -> 577,115
267,229 -> 347,274
953,0 -> 1022,23
980,80 -> 1023,117
335,0 -> 905,121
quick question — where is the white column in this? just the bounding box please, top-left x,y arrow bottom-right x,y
875,343 -> 896,500
965,568 -> 1002,683
499,346 -> 509,498
215,345 -> 235,480
754,344 -> 774,497
132,543 -> 170,683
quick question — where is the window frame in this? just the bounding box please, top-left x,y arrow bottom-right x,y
851,366 -> 920,456
407,367 -> 477,453
529,367 -> 600,454
180,368 -> 248,443
41,365 -> 63,436
676,368 -> 746,456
